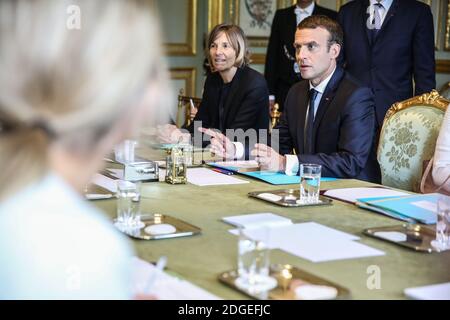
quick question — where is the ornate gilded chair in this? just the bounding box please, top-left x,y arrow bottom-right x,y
439,82 -> 450,100
377,90 -> 449,191
176,89 -> 202,128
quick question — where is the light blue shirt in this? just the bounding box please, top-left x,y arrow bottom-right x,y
370,0 -> 393,26
284,67 -> 337,175
0,173 -> 134,299
294,1 -> 315,26
308,67 -> 336,118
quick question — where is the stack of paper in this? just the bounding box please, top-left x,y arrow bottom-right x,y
224,213 -> 385,263
131,257 -> 221,300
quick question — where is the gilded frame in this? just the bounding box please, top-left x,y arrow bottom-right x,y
165,0 -> 197,56
230,0 -> 292,47
169,68 -> 197,97
446,0 -> 450,50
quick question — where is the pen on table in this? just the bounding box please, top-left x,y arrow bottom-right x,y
144,256 -> 167,294
212,168 -> 234,175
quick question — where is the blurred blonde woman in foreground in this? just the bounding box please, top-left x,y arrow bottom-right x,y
0,0 -> 169,299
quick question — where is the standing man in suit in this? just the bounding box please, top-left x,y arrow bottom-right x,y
338,0 -> 436,127
265,0 -> 337,111
253,15 -> 381,183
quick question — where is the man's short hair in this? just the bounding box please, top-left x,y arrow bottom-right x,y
297,15 -> 343,49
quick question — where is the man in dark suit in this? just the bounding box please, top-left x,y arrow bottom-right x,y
338,0 -> 435,127
265,0 -> 337,111
253,15 -> 380,183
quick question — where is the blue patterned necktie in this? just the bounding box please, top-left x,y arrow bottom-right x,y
304,88 -> 318,154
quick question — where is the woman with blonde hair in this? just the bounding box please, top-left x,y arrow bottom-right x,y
160,24 -> 270,159
0,0 -> 168,298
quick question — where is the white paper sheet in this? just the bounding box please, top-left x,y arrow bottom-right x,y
404,282 -> 450,300
280,237 -> 384,263
91,173 -> 118,193
131,257 -> 221,300
222,213 -> 293,229
213,160 -> 259,169
229,222 -> 384,262
324,187 -> 409,203
411,200 -> 437,213
106,168 -> 124,180
187,168 -> 249,186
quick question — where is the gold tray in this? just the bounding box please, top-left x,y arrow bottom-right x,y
248,189 -> 332,207
115,213 -> 201,240
219,264 -> 350,300
363,224 -> 446,253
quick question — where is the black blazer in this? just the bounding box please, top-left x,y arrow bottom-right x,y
264,4 -> 337,110
338,0 -> 436,126
275,67 -> 381,183
187,66 -> 270,150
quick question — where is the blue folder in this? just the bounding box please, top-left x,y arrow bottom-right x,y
357,194 -> 439,225
208,162 -> 337,185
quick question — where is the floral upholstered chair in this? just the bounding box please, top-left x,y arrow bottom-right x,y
377,90 -> 449,191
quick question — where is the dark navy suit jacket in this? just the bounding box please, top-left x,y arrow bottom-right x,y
186,66 -> 270,155
338,0 -> 435,126
274,67 -> 381,183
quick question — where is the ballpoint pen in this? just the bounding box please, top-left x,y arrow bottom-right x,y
144,256 -> 167,294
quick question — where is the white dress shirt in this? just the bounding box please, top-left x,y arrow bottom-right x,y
284,67 -> 337,176
432,106 -> 450,192
294,2 -> 315,26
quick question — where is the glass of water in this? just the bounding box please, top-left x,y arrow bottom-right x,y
434,195 -> 450,251
114,140 -> 137,164
236,227 -> 277,294
116,180 -> 144,230
299,163 -> 322,204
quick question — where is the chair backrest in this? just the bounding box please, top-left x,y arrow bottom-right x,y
377,90 -> 449,191
176,89 -> 202,128
439,82 -> 450,100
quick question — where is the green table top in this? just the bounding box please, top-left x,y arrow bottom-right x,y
96,150 -> 450,300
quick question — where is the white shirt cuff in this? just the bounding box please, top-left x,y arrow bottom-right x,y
232,142 -> 245,159
285,155 -> 299,176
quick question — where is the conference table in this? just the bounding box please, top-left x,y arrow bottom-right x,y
94,147 -> 450,300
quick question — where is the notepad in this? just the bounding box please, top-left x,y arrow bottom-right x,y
404,282 -> 450,300
91,174 -> 118,193
187,168 -> 249,186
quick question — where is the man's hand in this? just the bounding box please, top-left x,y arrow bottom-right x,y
189,106 -> 198,121
251,143 -> 286,172
157,124 -> 190,144
199,127 -> 236,160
